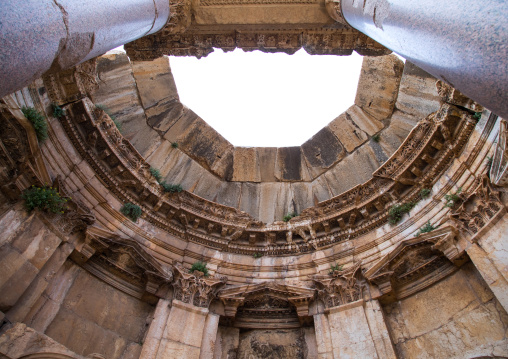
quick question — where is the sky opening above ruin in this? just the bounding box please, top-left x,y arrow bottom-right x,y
169,48 -> 363,147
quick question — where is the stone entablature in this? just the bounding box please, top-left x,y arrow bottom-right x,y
125,0 -> 390,60
55,95 -> 476,256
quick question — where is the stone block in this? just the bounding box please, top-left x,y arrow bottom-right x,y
232,147 -> 261,182
355,54 -> 404,121
163,300 -> 208,348
257,147 -> 277,182
328,112 -> 369,153
275,147 -> 303,181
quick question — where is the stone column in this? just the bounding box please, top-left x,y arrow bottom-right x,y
199,313 -> 220,359
139,298 -> 172,359
0,0 -> 171,98
340,0 -> 508,119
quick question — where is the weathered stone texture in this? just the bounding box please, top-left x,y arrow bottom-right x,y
383,262 -> 508,359
237,329 -> 310,359
42,265 -> 153,359
355,55 -> 404,121
213,326 -> 240,359
395,61 -> 441,119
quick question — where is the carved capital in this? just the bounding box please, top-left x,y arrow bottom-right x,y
325,0 -> 348,24
313,262 -> 363,309
172,263 -> 228,308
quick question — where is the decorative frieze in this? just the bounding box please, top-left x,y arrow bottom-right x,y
490,119 -> 508,186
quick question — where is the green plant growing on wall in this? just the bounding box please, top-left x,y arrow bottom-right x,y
150,167 -> 162,182
190,261 -> 209,276
21,185 -> 68,213
22,106 -> 48,142
420,188 -> 431,199
51,103 -> 65,118
329,263 -> 343,274
253,252 -> 263,259
414,221 -> 437,237
444,187 -> 462,208
161,182 -> 183,193
372,134 -> 381,142
171,142 -> 179,148
388,202 -> 416,224
120,202 -> 142,222
283,212 -> 297,222
474,112 -> 482,121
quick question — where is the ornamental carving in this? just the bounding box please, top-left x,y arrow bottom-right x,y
313,262 -> 363,309
436,80 -> 484,113
172,263 -> 227,308
55,94 -> 477,256
219,282 -> 314,328
72,227 -> 173,303
365,228 -> 463,300
450,175 -> 505,239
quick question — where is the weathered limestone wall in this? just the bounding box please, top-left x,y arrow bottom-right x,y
24,260 -> 153,359
0,205 -> 64,315
383,262 -> 508,359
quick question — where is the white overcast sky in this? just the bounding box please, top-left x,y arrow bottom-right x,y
169,48 -> 364,147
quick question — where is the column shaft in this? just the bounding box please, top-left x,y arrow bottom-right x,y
0,0 -> 170,98
341,0 -> 508,118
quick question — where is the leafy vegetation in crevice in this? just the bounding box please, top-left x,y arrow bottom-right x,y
51,103 -> 65,118
388,202 -> 417,225
372,134 -> 381,142
444,187 -> 462,208
283,212 -> 298,222
171,142 -> 179,148
415,221 -> 437,237
120,202 -> 142,222
22,106 -> 48,142
96,104 -> 122,132
420,188 -> 431,199
329,263 -> 344,274
21,185 -> 68,213
190,261 -> 209,276
149,166 -> 183,193
150,167 -> 162,182
473,112 -> 482,121
253,252 -> 263,259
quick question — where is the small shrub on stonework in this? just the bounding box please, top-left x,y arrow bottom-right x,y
171,142 -> 179,148
420,188 -> 431,199
120,202 -> 142,222
150,167 -> 162,182
22,106 -> 48,142
113,119 -> 123,132
21,185 -> 68,213
474,112 -> 482,121
415,221 -> 437,237
96,104 -> 122,132
444,187 -> 462,208
253,252 -> 263,259
329,263 -> 343,274
51,103 -> 65,118
283,212 -> 297,222
388,202 -> 416,224
372,134 -> 381,142
161,182 -> 183,193
190,261 -> 209,276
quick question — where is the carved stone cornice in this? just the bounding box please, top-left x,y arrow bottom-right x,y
325,0 -> 347,25
450,175 -> 506,240
71,227 -> 173,303
313,261 -> 363,309
365,227 -> 463,301
219,282 -> 315,318
172,263 -> 227,308
56,93 -> 477,256
436,80 -> 484,113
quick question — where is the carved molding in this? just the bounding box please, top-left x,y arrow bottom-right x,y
450,175 -> 506,240
436,80 -> 484,113
313,261 -> 363,309
55,93 -> 477,256
72,227 -> 173,303
172,263 -> 227,308
365,227 -> 463,300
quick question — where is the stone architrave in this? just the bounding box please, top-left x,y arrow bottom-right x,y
489,119 -> 508,186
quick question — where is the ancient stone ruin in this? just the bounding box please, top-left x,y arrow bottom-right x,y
0,0 -> 507,358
